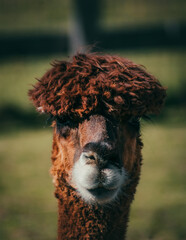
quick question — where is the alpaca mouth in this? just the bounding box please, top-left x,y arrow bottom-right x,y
87,187 -> 118,201
72,159 -> 128,204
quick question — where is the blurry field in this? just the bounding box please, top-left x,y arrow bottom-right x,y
1,0 -> 186,32
101,0 -> 186,29
128,124 -> 186,240
0,0 -> 71,32
0,130 -> 57,240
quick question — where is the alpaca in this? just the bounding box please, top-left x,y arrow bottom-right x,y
29,53 -> 166,240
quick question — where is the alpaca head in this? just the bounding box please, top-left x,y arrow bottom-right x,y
29,53 -> 166,205
52,113 -> 136,204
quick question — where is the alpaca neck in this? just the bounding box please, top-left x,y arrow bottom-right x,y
52,136 -> 143,239
56,181 -> 132,240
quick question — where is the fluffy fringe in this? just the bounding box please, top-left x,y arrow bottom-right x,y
29,53 -> 166,120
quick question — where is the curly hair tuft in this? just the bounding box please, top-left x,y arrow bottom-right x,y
28,53 -> 166,121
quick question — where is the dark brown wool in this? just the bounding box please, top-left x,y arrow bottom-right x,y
52,133 -> 143,240
29,53 -> 166,120
29,53 -> 166,240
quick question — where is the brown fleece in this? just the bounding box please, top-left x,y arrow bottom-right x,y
52,132 -> 143,240
28,53 -> 166,121
29,53 -> 166,240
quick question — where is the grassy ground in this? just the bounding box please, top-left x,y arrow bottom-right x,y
0,129 -> 57,240
101,0 -> 186,29
0,122 -> 185,240
0,0 -> 70,33
128,123 -> 186,240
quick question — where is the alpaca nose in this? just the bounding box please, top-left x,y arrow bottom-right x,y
81,142 -> 115,167
81,151 -> 107,167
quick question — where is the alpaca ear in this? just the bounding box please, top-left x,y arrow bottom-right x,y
28,61 -> 67,115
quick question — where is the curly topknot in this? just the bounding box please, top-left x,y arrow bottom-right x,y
28,53 -> 166,121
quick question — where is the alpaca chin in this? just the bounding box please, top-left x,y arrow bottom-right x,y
71,160 -> 128,204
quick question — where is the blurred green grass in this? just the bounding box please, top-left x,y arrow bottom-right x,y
101,0 -> 186,29
0,129 -> 57,240
1,0 -> 186,32
0,0 -> 71,32
128,124 -> 186,240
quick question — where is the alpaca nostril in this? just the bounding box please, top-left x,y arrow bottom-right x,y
85,155 -> 96,161
81,151 -> 108,168
81,151 -> 98,165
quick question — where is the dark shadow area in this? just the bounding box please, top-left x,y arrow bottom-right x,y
98,22 -> 186,51
0,33 -> 68,58
148,204 -> 186,239
0,105 -> 50,134
0,22 -> 186,58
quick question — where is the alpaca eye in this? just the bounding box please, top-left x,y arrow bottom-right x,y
60,125 -> 71,138
56,117 -> 78,138
56,118 -> 71,138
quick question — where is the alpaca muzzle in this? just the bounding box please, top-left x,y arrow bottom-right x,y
81,151 -> 108,169
82,141 -> 119,167
71,145 -> 128,204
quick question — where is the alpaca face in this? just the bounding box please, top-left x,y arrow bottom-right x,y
56,114 -> 139,204
28,53 -> 166,208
